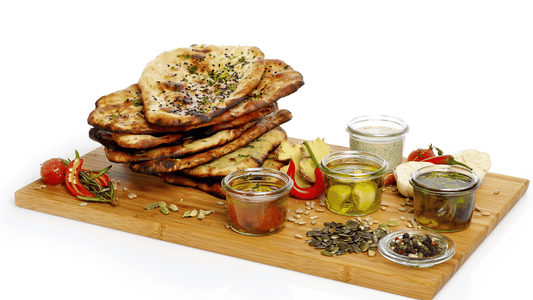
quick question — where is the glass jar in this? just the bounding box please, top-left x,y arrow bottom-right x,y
409,164 -> 482,232
346,115 -> 409,172
319,151 -> 388,216
221,168 -> 293,236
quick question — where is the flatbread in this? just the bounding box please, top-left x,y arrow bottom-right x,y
158,148 -> 286,198
219,59 -> 304,119
158,174 -> 225,199
261,151 -> 287,170
88,58 -> 303,134
104,121 -> 256,163
139,45 -> 266,127
129,109 -> 292,174
107,103 -> 278,150
180,126 -> 287,178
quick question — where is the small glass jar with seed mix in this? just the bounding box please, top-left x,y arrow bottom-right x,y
221,168 -> 293,236
346,115 -> 409,172
319,151 -> 388,216
409,164 -> 482,232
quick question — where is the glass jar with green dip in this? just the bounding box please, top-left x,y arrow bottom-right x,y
409,165 -> 482,232
346,115 -> 409,172
319,151 -> 388,216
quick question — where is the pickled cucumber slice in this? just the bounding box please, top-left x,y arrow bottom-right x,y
352,182 -> 377,212
326,184 -> 352,212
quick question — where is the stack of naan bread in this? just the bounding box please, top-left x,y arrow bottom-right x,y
88,45 -> 304,198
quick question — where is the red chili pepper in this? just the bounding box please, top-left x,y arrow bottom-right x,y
421,155 -> 472,169
286,141 -> 325,200
287,160 -> 325,199
65,151 -> 96,198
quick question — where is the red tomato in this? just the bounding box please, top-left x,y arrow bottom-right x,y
407,145 -> 436,162
40,158 -> 67,186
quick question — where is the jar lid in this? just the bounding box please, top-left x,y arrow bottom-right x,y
346,115 -> 409,139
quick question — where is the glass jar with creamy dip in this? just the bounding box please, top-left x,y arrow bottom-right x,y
346,115 -> 409,172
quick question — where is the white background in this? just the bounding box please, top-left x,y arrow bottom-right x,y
1,1 -> 531,299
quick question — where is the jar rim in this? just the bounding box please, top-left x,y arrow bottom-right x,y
346,115 -> 409,139
409,164 -> 482,194
221,167 -> 294,199
319,150 -> 389,180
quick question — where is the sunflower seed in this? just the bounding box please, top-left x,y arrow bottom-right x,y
197,210 -> 206,220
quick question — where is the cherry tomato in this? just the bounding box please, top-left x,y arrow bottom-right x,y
40,158 -> 67,186
407,145 -> 436,162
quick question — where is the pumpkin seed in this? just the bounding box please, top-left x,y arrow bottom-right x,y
305,219 -> 387,258
160,205 -> 170,215
190,209 -> 198,217
145,203 -> 159,210
169,204 -> 178,212
481,212 -> 491,216
385,219 -> 400,227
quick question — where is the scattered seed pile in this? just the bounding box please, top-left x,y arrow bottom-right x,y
305,219 -> 390,257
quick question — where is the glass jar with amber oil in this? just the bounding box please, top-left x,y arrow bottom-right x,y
221,168 -> 293,236
409,164 -> 482,232
319,151 -> 388,216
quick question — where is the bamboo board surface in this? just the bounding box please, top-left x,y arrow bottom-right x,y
15,139 -> 529,300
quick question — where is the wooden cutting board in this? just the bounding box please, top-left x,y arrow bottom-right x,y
15,139 -> 529,300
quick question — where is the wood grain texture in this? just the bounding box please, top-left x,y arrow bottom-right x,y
14,138 -> 529,300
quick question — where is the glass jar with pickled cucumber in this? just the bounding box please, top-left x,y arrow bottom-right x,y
319,151 -> 388,216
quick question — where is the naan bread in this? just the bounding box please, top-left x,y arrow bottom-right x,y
158,174 -> 225,199
139,45 -> 266,127
261,151 -> 287,170
104,121 -> 256,163
220,59 -> 304,119
112,132 -> 185,149
88,58 -> 303,134
129,109 -> 292,174
180,126 -> 287,178
106,103 -> 278,150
